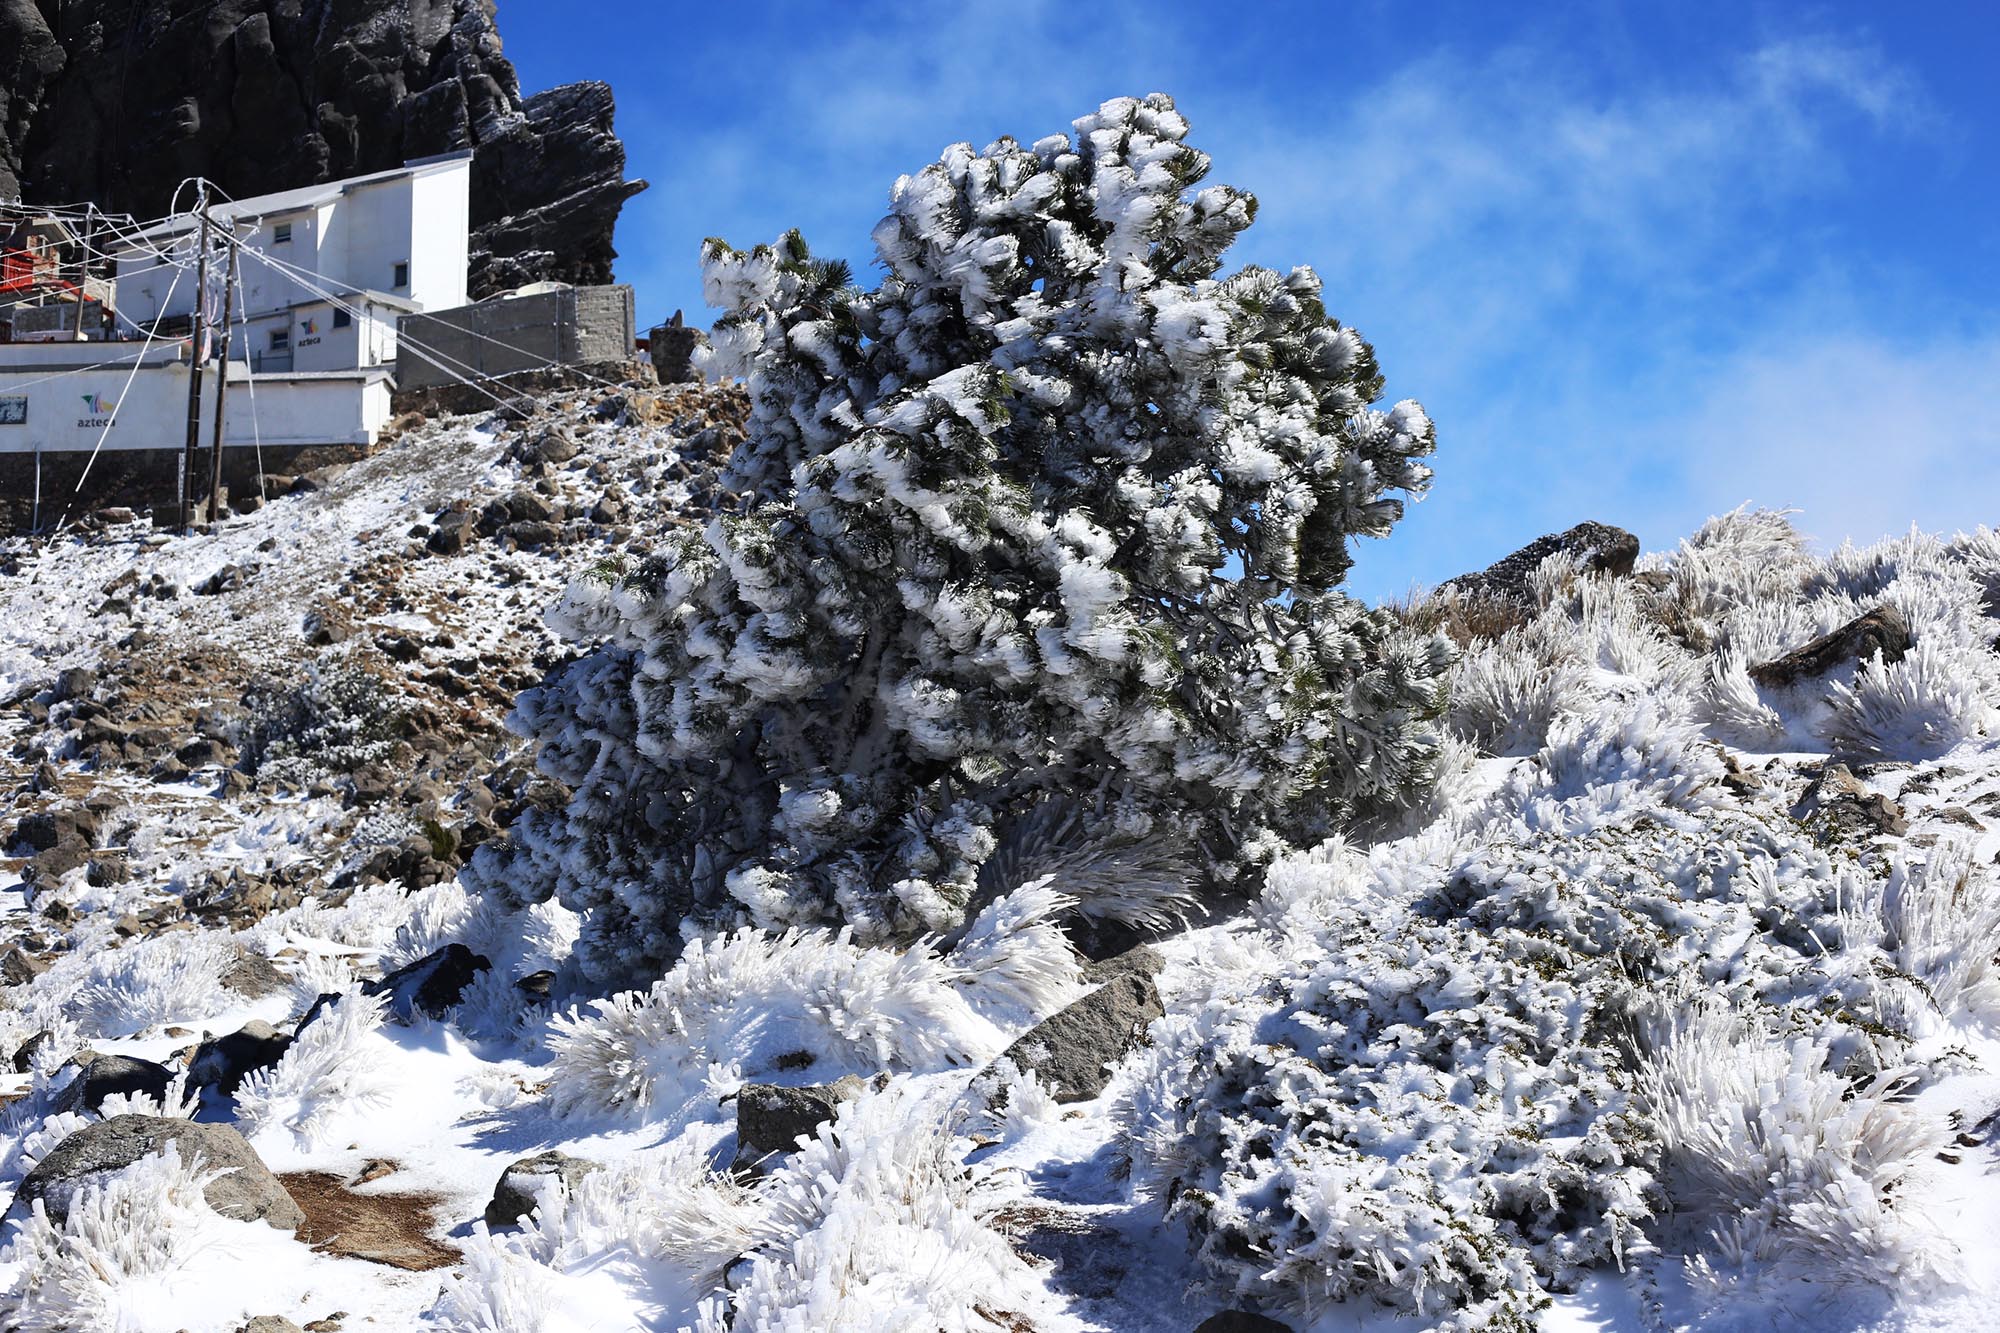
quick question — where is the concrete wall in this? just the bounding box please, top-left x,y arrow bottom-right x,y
395,285 -> 634,392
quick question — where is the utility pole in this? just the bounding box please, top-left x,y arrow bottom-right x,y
205,231 -> 239,525
179,184 -> 211,534
72,203 -> 92,343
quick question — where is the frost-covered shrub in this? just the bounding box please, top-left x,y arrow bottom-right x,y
243,655 -> 406,782
235,990 -> 391,1147
428,1139 -> 769,1333
704,1084 -> 1060,1333
1447,635 -> 1593,757
474,92 -> 1449,984
1127,893 -> 1651,1329
1822,637 -> 1994,760
0,1145 -> 224,1330
1641,1011 -> 1952,1301
74,931 -> 239,1038
544,883 -> 1081,1122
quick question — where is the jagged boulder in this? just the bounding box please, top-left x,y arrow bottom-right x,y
188,1019 -> 292,1095
734,1076 -> 867,1167
991,972 -> 1166,1103
11,1115 -> 302,1228
55,1052 -> 174,1114
1750,606 -> 1913,689
1443,522 -> 1641,605
0,1 -> 644,296
363,943 -> 490,1022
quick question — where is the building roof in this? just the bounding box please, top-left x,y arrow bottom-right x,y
121,153 -> 474,245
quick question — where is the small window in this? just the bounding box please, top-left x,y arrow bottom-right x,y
273,222 -> 293,244
332,308 -> 352,329
269,328 -> 289,352
392,261 -> 409,289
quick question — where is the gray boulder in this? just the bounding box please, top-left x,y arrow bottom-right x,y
734,1076 -> 866,1167
484,1151 -> 601,1227
11,1115 -> 302,1229
55,1053 -> 174,1114
992,972 -> 1165,1103
188,1020 -> 293,1096
1750,606 -> 1913,689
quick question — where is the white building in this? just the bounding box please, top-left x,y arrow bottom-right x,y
110,152 -> 471,377
0,341 -> 392,455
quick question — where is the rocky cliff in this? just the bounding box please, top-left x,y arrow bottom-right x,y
0,0 -> 645,297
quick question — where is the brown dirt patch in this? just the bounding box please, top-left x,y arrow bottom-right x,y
279,1169 -> 460,1271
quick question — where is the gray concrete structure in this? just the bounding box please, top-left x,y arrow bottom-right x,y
395,284 -> 635,392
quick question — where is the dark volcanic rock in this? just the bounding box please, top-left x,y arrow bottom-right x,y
1,1 -> 644,296
1445,521 -> 1642,604
11,1114 -> 302,1229
188,1019 -> 293,1095
734,1076 -> 866,1167
55,1053 -> 175,1114
1193,1313 -> 1294,1333
1796,761 -> 1908,842
992,972 -> 1166,1103
362,943 -> 490,1022
484,1150 -> 600,1227
1750,606 -> 1913,689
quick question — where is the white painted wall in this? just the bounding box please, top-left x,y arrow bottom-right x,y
0,350 -> 393,453
108,157 -> 471,348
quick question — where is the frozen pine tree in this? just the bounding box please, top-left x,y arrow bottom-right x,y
472,93 -> 1449,985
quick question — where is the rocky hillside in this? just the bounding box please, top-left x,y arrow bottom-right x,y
0,0 -> 645,295
0,382 -> 1995,1330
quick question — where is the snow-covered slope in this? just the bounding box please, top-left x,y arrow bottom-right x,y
0,398 -> 1996,1333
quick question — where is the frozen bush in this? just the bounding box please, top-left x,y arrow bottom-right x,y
74,932 -> 239,1039
1642,1011 -> 1952,1301
472,92 -> 1450,985
545,886 -> 1079,1122
1821,638 -> 1994,760
243,655 -> 406,782
1448,635 -> 1594,757
235,990 -> 391,1148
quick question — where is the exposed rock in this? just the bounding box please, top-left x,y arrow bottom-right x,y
992,972 -> 1165,1103
362,943 -> 490,1022
1797,761 -> 1908,842
1194,1313 -> 1294,1333
12,1115 -> 302,1229
11,1028 -> 51,1072
1444,522 -> 1642,604
0,945 -> 46,984
1079,942 -> 1164,985
240,1319 -> 307,1333
55,1052 -> 175,1114
188,1019 -> 293,1095
0,1 -> 644,296
218,950 -> 287,1004
483,1150 -> 600,1227
1750,606 -> 1913,689
734,1076 -> 866,1167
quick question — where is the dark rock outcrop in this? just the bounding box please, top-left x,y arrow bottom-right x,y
362,942 -> 490,1022
0,0 -> 644,297
1750,606 -> 1913,689
734,1076 -> 866,1168
1445,521 -> 1641,604
483,1150 -> 599,1227
188,1018 -> 293,1095
55,1052 -> 175,1114
11,1114 -> 302,1229
991,971 -> 1165,1103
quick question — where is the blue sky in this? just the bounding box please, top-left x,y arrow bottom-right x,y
504,1 -> 1998,600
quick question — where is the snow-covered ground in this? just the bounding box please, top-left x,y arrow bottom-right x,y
0,400 -> 1996,1333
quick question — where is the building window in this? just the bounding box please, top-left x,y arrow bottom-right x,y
270,328 -> 290,353
273,222 -> 292,244
392,261 -> 409,289
332,308 -> 352,329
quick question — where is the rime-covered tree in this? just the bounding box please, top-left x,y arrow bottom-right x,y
471,94 -> 1449,985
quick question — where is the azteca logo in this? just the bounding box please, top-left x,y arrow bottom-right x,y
78,392 -> 118,427
301,319 -> 316,336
